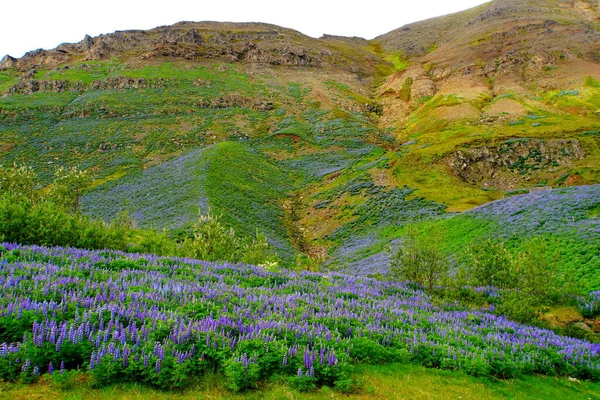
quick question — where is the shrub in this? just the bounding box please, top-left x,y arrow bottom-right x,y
466,239 -> 516,289
390,223 -> 447,290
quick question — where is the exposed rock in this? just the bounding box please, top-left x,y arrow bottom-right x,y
0,55 -> 17,70
447,138 -> 585,189
542,313 -> 563,328
98,143 -> 119,152
573,321 -> 592,332
3,76 -> 175,95
6,79 -> 86,95
592,320 -> 600,333
573,0 -> 600,21
90,77 -> 165,90
85,39 -> 116,61
412,77 -> 438,100
231,42 -> 325,67
196,94 -> 274,111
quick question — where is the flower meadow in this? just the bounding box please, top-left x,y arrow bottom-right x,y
468,185 -> 600,239
0,243 -> 599,392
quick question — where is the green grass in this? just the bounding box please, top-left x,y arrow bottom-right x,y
201,141 -> 297,261
392,55 -> 410,72
385,82 -> 600,210
36,61 -> 122,84
2,363 -> 598,400
0,63 -> 274,183
0,70 -> 19,92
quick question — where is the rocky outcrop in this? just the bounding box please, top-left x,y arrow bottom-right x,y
0,55 -> 17,70
447,138 -> 585,189
5,23 -> 336,70
4,76 -> 174,95
196,94 -> 274,111
236,42 -> 325,67
6,79 -> 86,95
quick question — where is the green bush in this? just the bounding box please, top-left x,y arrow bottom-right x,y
223,358 -> 261,392
0,194 -> 130,251
390,223 -> 448,290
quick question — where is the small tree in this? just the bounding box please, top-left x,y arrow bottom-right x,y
515,238 -> 561,302
49,166 -> 92,212
240,231 -> 278,266
0,164 -> 38,201
390,223 -> 447,291
181,212 -> 239,262
466,239 -> 516,289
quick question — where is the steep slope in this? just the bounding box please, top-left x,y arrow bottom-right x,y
374,0 -> 600,210
0,21 -> 398,265
0,2 -> 599,275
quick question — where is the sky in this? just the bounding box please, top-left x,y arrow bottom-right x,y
0,0 -> 490,58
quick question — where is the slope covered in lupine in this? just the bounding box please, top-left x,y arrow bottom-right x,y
0,243 -> 598,391
342,185 -> 600,291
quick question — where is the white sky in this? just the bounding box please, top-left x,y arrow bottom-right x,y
0,0 -> 490,58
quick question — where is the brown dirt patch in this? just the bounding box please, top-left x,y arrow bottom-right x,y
430,103 -> 480,121
485,97 -> 527,116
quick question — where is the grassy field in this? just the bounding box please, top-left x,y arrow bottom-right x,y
2,363 -> 599,400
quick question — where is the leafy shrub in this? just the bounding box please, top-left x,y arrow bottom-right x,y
390,223 -> 447,290
224,357 -> 260,392
466,239 -> 516,289
0,194 -> 130,251
180,213 -> 278,265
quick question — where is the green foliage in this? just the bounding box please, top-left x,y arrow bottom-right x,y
0,193 -> 130,250
462,238 -> 566,323
224,359 -> 261,392
0,70 -> 19,92
495,290 -> 542,324
180,212 -> 278,265
390,223 -> 447,290
49,370 -> 85,391
399,77 -> 413,102
392,53 -> 409,72
585,76 -> 600,88
290,374 -> 318,392
48,166 -> 92,212
201,142 -> 296,261
181,212 -> 240,262
0,164 -> 38,201
466,239 -> 516,289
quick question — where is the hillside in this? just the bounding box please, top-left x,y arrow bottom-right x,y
1,1 -> 600,396
0,243 -> 598,391
342,185 -> 600,291
374,0 -> 600,208
0,0 -> 599,275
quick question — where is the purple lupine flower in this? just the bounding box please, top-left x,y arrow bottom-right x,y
21,359 -> 31,372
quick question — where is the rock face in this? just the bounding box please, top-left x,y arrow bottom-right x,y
447,138 -> 585,189
376,0 -> 600,112
196,94 -> 274,111
4,76 -> 172,95
0,55 -> 17,70
4,22 -> 345,71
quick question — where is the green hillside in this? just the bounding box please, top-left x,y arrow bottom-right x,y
0,1 -> 598,280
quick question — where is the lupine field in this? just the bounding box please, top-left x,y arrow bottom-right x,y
0,243 -> 598,392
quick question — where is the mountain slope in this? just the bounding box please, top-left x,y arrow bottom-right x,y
0,0 -> 599,275
373,0 -> 600,211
